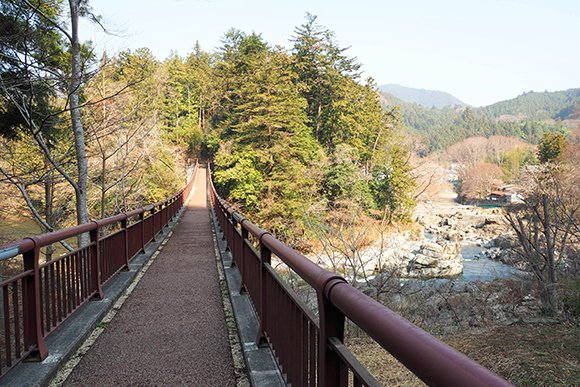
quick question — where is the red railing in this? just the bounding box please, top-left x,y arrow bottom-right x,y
209,167 -> 514,387
0,161 -> 198,378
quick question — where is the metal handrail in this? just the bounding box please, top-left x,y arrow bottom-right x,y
0,160 -> 198,379
209,165 -> 513,387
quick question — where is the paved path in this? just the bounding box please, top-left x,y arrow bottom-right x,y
63,166 -> 236,387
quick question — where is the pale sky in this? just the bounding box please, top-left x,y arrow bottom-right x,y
81,0 -> 580,107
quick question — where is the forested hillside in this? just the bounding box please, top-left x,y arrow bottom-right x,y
381,88 -> 580,152
479,88 -> 580,121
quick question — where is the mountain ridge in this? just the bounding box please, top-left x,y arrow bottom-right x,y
378,83 -> 468,109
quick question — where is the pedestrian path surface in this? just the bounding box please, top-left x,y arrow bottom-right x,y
63,166 -> 236,386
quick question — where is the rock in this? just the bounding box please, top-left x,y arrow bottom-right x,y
420,242 -> 444,253
483,247 -> 502,260
442,230 -> 461,241
407,241 -> 463,278
442,242 -> 461,255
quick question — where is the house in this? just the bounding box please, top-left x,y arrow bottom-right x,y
486,185 -> 523,203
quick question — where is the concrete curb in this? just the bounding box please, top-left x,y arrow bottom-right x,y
209,208 -> 285,387
0,205 -> 189,387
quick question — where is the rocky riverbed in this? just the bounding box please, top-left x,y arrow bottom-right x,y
296,200 -> 539,330
312,201 -> 526,280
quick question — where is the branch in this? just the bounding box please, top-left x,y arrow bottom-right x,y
19,0 -> 73,42
0,167 -> 73,252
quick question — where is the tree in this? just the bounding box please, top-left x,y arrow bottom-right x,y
291,13 -> 361,149
506,195 -> 567,315
84,49 -> 183,218
322,144 -> 373,207
538,131 -> 567,163
487,136 -> 525,167
461,163 -> 503,200
506,154 -> 580,315
211,32 -> 322,241
0,0 -> 99,245
445,137 -> 489,171
501,144 -> 536,182
370,142 -> 416,224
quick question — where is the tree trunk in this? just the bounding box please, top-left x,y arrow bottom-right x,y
68,0 -> 89,246
316,102 -> 322,140
542,195 -> 559,314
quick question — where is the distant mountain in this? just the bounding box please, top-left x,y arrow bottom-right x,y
378,84 -> 468,109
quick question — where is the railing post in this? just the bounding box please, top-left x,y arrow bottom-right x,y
21,237 -> 48,361
239,224 -> 248,291
256,235 -> 271,346
231,218 -> 238,258
121,215 -> 130,271
89,222 -> 104,299
139,211 -> 146,253
151,206 -> 157,241
318,277 -> 348,387
162,201 -> 168,229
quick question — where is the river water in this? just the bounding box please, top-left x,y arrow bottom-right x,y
457,244 -> 524,282
423,232 -> 524,282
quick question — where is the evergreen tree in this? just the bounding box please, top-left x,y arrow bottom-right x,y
291,13 -> 361,149
211,32 -> 322,240
538,132 -> 567,163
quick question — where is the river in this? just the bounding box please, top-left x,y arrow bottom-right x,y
457,243 -> 524,282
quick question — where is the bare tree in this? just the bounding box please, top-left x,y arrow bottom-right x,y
1,0 -> 104,246
461,162 -> 503,200
505,161 -> 580,314
84,56 -> 161,218
487,136 -> 525,167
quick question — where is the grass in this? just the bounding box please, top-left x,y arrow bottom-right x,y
347,322 -> 580,386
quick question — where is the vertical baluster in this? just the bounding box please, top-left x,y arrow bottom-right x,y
311,328 -> 318,387
56,260 -> 62,323
80,249 -> 86,301
239,225 -> 248,292
43,266 -> 49,333
302,316 -> 309,387
294,303 -> 301,386
50,264 -> 56,326
72,253 -> 78,309
66,255 -> 72,315
76,250 -> 82,303
13,281 -> 21,358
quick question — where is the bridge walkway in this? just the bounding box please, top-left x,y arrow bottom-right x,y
61,166 -> 237,386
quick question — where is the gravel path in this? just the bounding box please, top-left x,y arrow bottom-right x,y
62,166 -> 236,387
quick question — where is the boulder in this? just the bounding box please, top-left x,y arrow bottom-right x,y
420,242 -> 444,253
407,241 -> 463,278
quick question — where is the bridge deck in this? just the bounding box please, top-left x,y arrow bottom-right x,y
62,166 -> 236,386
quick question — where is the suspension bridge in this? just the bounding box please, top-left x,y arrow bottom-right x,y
0,163 -> 513,386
